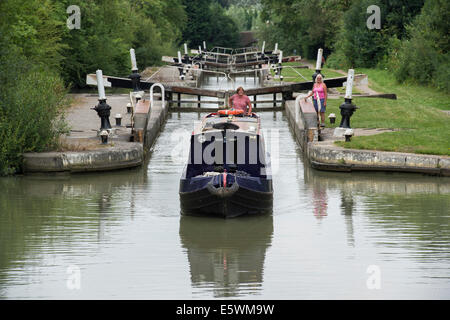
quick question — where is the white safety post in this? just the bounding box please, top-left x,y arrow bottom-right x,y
184,43 -> 188,55
345,69 -> 355,100
203,41 -> 207,50
178,51 -> 182,64
261,41 -> 265,54
199,46 -> 202,54
150,83 -> 165,110
130,48 -> 138,71
315,48 -> 323,71
96,70 -> 106,100
295,94 -> 306,124
274,43 -> 278,53
278,50 -> 283,64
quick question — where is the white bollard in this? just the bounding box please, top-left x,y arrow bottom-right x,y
345,69 -> 355,100
184,43 -> 188,55
130,48 -> 138,71
199,46 -> 202,54
203,41 -> 206,50
178,51 -> 182,64
261,41 -> 265,54
315,48 -> 323,70
274,43 -> 278,53
96,70 -> 106,100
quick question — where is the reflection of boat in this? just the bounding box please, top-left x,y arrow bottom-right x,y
179,215 -> 273,297
179,112 -> 273,218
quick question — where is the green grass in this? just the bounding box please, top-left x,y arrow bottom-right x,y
356,68 -> 450,111
335,86 -> 362,95
335,128 -> 449,156
321,68 -> 450,156
272,62 -> 344,81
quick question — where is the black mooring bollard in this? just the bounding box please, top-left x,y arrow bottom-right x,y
129,48 -> 141,92
93,70 -> 112,131
344,128 -> 354,142
93,99 -> 112,131
129,71 -> 141,92
339,98 -> 357,128
328,113 -> 336,124
100,130 -> 109,144
312,70 -> 322,83
115,114 -> 122,126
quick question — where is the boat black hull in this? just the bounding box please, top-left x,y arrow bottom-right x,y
180,183 -> 273,218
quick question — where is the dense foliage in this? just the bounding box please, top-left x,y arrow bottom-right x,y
59,0 -> 187,87
181,0 -> 239,48
388,0 -> 450,92
258,0 -> 447,92
225,5 -> 260,32
0,0 -> 243,89
0,45 -> 69,175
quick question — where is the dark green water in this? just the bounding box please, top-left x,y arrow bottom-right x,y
0,75 -> 449,299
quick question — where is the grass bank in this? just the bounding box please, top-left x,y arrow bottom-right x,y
272,61 -> 344,81
322,68 -> 450,156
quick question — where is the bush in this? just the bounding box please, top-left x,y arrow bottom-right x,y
391,0 -> 450,93
325,50 -> 351,70
0,53 -> 69,175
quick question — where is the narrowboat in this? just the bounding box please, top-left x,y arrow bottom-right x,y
179,110 -> 273,218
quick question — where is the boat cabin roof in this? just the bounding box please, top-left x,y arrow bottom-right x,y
193,113 -> 260,135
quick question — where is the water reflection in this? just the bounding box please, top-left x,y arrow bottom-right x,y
340,190 -> 355,246
312,185 -> 328,220
0,168 -> 147,294
179,215 -> 273,298
303,165 -> 450,258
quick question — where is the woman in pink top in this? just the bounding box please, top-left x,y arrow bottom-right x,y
228,87 -> 253,115
304,74 -> 327,127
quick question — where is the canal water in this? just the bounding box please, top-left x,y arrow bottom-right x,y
0,75 -> 449,299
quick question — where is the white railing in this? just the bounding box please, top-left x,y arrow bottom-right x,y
150,83 -> 165,109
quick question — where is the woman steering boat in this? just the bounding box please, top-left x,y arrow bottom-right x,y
228,86 -> 253,115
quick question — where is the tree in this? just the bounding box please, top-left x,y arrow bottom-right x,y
181,0 -> 239,48
390,0 -> 450,92
209,2 -> 239,47
0,0 -> 66,72
327,0 -> 425,69
258,0 -> 349,59
182,0 -> 214,47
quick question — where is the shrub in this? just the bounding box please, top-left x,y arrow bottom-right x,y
0,53 -> 69,175
391,0 -> 450,93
